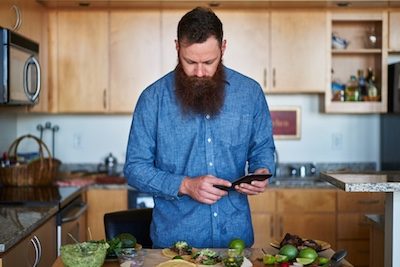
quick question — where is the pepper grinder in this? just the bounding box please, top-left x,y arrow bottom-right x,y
105,153 -> 117,176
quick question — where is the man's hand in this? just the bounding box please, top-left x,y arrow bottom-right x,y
234,168 -> 270,195
179,175 -> 231,204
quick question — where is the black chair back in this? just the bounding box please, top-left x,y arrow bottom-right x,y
104,208 -> 153,248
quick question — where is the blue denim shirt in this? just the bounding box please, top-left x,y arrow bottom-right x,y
124,66 -> 275,249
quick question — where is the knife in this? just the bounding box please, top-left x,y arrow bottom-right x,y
325,249 -> 347,267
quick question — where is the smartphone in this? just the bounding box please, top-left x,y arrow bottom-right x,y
214,173 -> 272,191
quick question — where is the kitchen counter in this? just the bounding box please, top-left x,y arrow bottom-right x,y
320,171 -> 400,267
52,248 -> 353,267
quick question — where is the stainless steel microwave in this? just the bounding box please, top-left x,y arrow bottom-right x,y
0,27 -> 41,105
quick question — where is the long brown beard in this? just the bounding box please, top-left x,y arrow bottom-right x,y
175,62 -> 226,116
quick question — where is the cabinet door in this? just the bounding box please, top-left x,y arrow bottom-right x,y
86,188 -> 128,240
389,12 -> 400,51
110,10 -> 161,113
0,1 -> 19,31
0,216 -> 57,267
269,10 -> 327,93
217,10 -> 269,90
160,9 -> 181,75
57,10 -> 109,113
16,0 -> 44,43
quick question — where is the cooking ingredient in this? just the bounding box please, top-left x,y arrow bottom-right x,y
263,254 -> 276,264
317,256 -> 329,265
156,259 -> 197,267
192,248 -> 221,265
222,254 -> 244,267
229,238 -> 246,255
107,233 -> 137,256
173,255 -> 183,259
61,241 -> 109,267
280,262 -> 290,267
279,244 -> 298,261
298,248 -> 318,261
275,254 -> 289,263
296,257 -> 314,265
171,241 -> 193,256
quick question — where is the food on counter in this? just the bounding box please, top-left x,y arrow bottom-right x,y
117,248 -> 146,267
156,259 -> 197,267
279,233 -> 322,251
279,244 -> 298,261
298,248 -> 318,262
162,241 -> 194,259
228,238 -> 246,255
107,233 -> 140,258
192,248 -> 221,265
60,241 -> 109,267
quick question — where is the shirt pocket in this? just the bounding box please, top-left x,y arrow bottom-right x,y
212,113 -> 252,147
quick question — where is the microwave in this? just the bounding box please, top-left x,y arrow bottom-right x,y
0,27 -> 41,105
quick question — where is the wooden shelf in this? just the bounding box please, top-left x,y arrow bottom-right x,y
332,49 -> 382,54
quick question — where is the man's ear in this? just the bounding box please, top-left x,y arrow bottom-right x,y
221,39 -> 227,56
175,39 -> 179,52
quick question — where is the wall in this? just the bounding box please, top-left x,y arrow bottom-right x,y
0,114 -> 18,154
7,94 -> 380,166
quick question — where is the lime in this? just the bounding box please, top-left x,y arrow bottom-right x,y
296,257 -> 315,265
317,256 -> 329,265
228,239 -> 246,255
298,248 -> 318,261
279,244 -> 298,260
275,254 -> 289,263
116,233 -> 137,248
262,254 -> 276,265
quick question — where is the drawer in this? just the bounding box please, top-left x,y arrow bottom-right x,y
249,189 -> 275,213
337,192 -> 385,212
276,189 -> 336,212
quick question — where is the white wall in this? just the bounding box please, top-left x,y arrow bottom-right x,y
11,94 -> 380,165
0,113 -> 18,154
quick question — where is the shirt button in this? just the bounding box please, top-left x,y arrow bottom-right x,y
213,212 -> 218,217
207,138 -> 211,143
206,114 -> 210,119
209,162 -> 213,166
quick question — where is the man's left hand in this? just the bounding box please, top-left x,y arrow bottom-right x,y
234,168 -> 270,195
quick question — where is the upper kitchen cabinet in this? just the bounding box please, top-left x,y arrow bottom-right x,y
0,0 -> 44,43
50,10 -> 109,113
217,10 -> 269,89
110,10 -> 161,113
389,11 -> 400,52
268,10 -> 328,93
160,9 -> 181,75
324,11 -> 388,113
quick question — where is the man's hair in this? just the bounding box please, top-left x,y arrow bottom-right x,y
177,7 -> 223,46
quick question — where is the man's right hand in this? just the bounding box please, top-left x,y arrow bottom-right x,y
179,175 -> 231,204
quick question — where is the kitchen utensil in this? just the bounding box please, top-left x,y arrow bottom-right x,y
329,249 -> 347,267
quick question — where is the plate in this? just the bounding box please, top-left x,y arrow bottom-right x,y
270,239 -> 331,252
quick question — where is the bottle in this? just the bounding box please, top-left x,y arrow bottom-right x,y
367,75 -> 379,100
357,69 -> 367,101
345,75 -> 359,101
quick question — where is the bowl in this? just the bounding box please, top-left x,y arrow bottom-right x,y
116,248 -> 146,267
60,241 -> 109,267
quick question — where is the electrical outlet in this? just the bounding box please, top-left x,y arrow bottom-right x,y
73,133 -> 82,149
331,133 -> 343,151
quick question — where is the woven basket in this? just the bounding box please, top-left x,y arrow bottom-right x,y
0,134 -> 61,186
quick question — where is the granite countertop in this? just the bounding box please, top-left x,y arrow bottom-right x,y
0,204 -> 58,253
320,171 -> 400,192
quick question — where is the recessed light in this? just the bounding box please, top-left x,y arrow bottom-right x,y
336,2 -> 351,7
208,2 -> 220,8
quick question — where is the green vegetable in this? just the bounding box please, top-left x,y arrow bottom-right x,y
61,241 -> 109,267
106,233 -> 137,256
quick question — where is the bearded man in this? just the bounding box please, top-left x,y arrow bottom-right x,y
124,7 -> 275,248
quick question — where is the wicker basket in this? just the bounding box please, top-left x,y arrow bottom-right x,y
0,134 -> 61,186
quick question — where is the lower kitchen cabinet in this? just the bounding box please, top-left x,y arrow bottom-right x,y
336,191 -> 385,267
249,188 -> 337,249
86,188 -> 128,240
0,216 -> 57,267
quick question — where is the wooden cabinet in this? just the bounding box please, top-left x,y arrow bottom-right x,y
110,9 -> 162,113
389,11 -> 400,52
336,191 -> 385,267
324,11 -> 388,113
249,188 -> 337,249
217,10 -> 269,89
48,10 -> 109,113
86,188 -> 128,240
268,10 -> 328,93
0,216 -> 57,267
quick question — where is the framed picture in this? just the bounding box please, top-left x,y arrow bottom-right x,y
269,106 -> 301,140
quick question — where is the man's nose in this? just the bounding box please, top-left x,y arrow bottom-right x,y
194,64 -> 205,77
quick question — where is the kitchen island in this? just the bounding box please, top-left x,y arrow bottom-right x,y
321,172 -> 400,267
52,248 -> 353,267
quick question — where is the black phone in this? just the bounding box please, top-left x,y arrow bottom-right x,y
214,173 -> 272,191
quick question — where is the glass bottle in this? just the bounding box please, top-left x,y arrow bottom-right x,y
367,75 -> 379,100
357,69 -> 367,101
345,75 -> 359,101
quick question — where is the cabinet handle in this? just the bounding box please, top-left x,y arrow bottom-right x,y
11,5 -> 22,31
30,236 -> 39,267
270,216 -> 274,238
103,89 -> 107,110
279,216 -> 283,238
34,235 -> 42,266
272,68 -> 276,88
357,199 -> 380,205
263,68 -> 267,89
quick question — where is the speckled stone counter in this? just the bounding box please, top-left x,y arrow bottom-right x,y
0,205 -> 58,253
320,171 -> 400,267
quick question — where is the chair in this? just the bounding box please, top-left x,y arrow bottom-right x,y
104,208 -> 153,248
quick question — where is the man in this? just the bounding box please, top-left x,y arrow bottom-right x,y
124,7 -> 275,248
